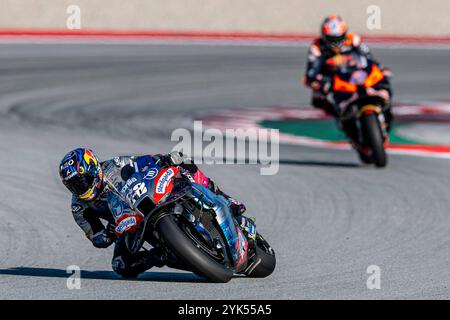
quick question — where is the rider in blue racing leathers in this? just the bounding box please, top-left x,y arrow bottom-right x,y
59,148 -> 248,278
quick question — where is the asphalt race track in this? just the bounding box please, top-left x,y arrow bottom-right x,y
0,42 -> 449,299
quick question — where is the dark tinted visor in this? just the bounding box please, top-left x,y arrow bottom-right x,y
64,173 -> 95,196
325,34 -> 346,48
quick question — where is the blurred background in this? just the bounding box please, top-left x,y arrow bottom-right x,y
1,0 -> 449,37
0,0 -> 450,300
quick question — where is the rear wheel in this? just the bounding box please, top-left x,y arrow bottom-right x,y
245,233 -> 276,278
157,214 -> 233,283
361,113 -> 387,168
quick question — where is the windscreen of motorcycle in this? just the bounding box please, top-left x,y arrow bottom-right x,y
350,70 -> 368,85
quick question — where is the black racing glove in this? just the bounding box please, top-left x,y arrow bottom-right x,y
154,151 -> 184,167
168,151 -> 185,165
158,151 -> 198,172
92,224 -> 115,249
319,76 -> 332,95
105,222 -> 116,240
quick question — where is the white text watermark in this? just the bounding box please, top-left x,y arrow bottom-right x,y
366,265 -> 381,290
171,121 -> 280,175
66,5 -> 81,30
66,265 -> 81,289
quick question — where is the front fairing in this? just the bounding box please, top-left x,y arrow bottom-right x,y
331,55 -> 390,113
104,158 -> 183,253
104,158 -> 178,217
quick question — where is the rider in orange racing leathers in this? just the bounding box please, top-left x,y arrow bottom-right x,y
304,15 -> 393,128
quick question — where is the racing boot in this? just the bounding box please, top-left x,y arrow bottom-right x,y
112,247 -> 166,279
237,216 -> 257,241
207,180 -> 246,216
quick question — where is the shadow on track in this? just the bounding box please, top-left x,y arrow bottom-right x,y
0,267 -> 207,283
279,159 -> 360,168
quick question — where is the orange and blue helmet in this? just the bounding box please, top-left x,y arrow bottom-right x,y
59,148 -> 103,201
321,15 -> 348,49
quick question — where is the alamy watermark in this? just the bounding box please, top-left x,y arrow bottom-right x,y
66,5 -> 81,30
366,265 -> 381,290
66,265 -> 81,289
366,5 -> 381,30
171,121 -> 280,175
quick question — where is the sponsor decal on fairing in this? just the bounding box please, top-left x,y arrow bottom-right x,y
156,169 -> 175,194
144,168 -> 159,180
121,177 -> 137,194
115,216 -> 137,234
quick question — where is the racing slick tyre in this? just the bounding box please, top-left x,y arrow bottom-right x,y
245,234 -> 276,278
361,113 -> 387,168
157,214 -> 233,283
356,149 -> 374,165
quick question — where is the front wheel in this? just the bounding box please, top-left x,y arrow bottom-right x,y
157,214 -> 233,283
361,113 -> 387,168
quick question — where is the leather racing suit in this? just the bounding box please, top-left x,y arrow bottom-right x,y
71,152 -> 246,278
304,32 -> 393,125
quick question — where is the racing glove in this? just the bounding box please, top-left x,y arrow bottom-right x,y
381,67 -> 393,79
105,222 -> 116,241
168,151 -> 188,165
155,151 -> 188,167
309,74 -> 332,95
92,225 -> 114,248
319,77 -> 332,95
160,151 -> 199,174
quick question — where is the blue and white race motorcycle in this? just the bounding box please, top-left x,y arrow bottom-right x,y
103,159 -> 276,283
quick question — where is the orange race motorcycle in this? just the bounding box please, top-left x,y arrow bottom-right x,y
324,53 -> 393,167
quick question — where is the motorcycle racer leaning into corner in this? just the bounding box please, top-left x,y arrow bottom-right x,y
59,148 -> 250,278
304,15 -> 394,130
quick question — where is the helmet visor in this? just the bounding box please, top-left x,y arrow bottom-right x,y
325,34 -> 346,48
64,173 -> 95,196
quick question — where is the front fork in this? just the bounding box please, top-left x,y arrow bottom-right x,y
377,112 -> 389,137
351,108 -> 389,151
